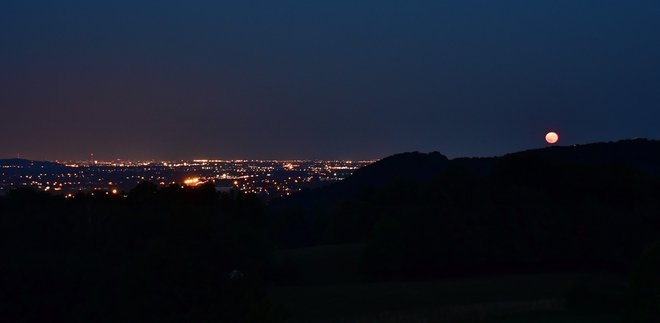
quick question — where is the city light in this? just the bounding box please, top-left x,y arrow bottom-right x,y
184,177 -> 201,186
0,159 -> 375,198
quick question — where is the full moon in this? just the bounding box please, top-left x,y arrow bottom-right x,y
545,131 -> 559,144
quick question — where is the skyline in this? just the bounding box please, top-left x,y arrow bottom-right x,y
2,1 -> 660,160
5,134 -> 654,163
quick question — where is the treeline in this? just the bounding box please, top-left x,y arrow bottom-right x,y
0,183 -> 282,322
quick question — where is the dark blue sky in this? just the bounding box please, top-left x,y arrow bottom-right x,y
2,1 -> 660,160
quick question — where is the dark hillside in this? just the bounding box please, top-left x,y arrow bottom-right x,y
270,139 -> 660,271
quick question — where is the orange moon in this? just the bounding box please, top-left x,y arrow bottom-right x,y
545,131 -> 559,144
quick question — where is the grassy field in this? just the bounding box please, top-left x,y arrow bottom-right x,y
267,244 -> 625,322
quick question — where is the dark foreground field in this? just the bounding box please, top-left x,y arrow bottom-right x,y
269,244 -> 624,322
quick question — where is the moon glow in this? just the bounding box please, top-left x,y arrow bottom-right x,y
545,131 -> 559,144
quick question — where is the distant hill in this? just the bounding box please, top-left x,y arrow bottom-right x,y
276,138 -> 660,210
451,138 -> 660,178
345,151 -> 450,188
0,158 -> 58,166
0,159 -> 67,170
504,139 -> 660,176
270,138 -> 660,248
274,151 -> 450,209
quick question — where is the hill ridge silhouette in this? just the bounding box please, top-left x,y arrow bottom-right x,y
275,138 -> 660,210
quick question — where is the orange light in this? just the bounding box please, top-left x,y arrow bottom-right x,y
545,131 -> 559,144
112,189 -> 118,194
184,177 -> 200,186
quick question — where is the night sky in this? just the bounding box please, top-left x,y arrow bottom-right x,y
2,1 -> 660,160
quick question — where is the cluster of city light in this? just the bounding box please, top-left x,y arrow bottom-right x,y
0,159 -> 376,197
